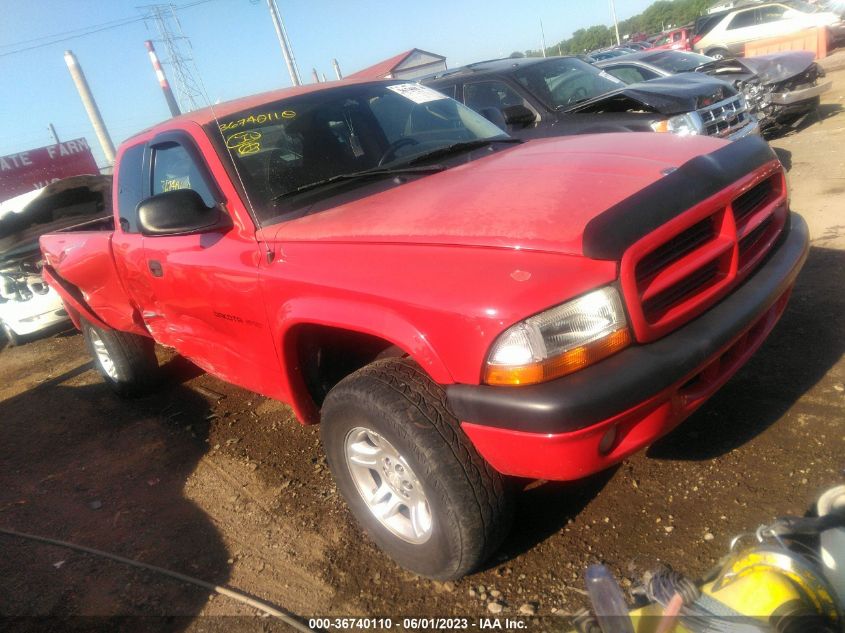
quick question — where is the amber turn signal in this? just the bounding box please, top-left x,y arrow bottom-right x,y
484,327 -> 631,386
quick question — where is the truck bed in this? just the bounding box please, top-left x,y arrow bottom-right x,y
40,223 -> 145,336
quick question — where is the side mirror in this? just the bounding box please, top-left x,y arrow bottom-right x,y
137,189 -> 227,237
478,107 -> 508,130
501,104 -> 536,128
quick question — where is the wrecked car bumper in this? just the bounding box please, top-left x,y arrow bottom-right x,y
769,80 -> 832,105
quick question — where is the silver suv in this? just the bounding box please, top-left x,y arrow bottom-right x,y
693,1 -> 843,58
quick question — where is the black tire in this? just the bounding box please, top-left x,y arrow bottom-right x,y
1,320 -> 23,347
82,320 -> 160,397
706,47 -> 731,60
321,358 -> 513,580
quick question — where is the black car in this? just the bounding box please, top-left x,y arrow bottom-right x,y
595,49 -> 831,134
422,56 -> 758,141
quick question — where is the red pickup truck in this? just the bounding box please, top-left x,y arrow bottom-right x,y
40,79 -> 808,579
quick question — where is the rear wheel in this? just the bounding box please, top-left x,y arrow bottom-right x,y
82,320 -> 160,397
321,358 -> 513,579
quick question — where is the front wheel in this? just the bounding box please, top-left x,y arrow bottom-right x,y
321,358 -> 513,579
1,320 -> 23,347
706,47 -> 731,60
82,320 -> 160,397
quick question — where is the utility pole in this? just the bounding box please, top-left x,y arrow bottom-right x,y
539,18 -> 547,57
332,58 -> 342,80
145,40 -> 181,117
266,0 -> 301,86
48,123 -> 60,144
609,0 -> 621,45
63,50 -> 115,166
140,4 -> 205,112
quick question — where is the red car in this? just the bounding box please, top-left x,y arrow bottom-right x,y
40,79 -> 808,579
651,26 -> 694,51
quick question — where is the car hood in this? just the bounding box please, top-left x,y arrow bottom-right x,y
566,73 -> 735,116
269,133 -> 730,258
0,175 -> 111,260
698,51 -> 816,85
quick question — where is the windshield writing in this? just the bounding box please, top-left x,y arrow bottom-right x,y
210,82 -> 506,223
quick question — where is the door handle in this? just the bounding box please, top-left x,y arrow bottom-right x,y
148,260 -> 163,277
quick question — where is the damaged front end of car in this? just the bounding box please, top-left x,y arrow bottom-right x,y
569,73 -> 758,141
702,52 -> 832,134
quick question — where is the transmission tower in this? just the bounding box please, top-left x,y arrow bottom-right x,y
139,4 -> 205,112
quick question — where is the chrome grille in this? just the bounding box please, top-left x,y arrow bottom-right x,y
698,95 -> 751,138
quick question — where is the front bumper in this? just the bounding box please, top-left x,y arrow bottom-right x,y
448,212 -> 809,480
725,118 -> 760,141
769,80 -> 832,106
0,287 -> 69,337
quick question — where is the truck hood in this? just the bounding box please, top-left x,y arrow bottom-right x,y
567,73 -> 735,116
698,51 -> 816,85
270,133 -> 730,258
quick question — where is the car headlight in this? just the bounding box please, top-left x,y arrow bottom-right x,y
651,112 -> 705,136
483,286 -> 631,386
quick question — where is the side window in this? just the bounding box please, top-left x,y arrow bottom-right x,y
759,5 -> 787,23
464,81 -> 532,113
605,65 -> 660,84
673,32 -> 682,42
116,144 -> 145,233
432,84 -> 457,99
728,9 -> 758,30
151,143 -> 215,206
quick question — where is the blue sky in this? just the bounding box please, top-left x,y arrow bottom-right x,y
0,0 -> 656,167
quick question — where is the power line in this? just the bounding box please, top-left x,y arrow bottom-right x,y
0,16 -> 145,49
0,18 -> 146,57
0,0 -> 217,58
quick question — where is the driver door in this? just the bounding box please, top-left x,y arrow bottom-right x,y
138,131 -> 282,395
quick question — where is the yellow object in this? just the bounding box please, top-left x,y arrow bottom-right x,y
604,545 -> 841,633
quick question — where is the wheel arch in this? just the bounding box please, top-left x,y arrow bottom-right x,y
275,298 -> 453,425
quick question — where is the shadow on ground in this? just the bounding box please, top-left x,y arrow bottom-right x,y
765,104 -> 843,141
0,356 -> 230,631
773,147 -> 792,171
485,469 -> 617,570
648,245 -> 845,461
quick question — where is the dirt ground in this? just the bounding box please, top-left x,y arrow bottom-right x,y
1,70 -> 844,633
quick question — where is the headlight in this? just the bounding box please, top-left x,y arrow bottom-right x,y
484,286 -> 631,386
651,112 -> 705,136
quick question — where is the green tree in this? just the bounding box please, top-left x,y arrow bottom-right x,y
525,0 -> 711,57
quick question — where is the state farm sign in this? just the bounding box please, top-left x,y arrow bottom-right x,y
0,138 -> 100,203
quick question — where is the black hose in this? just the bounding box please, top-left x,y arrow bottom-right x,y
645,565 -> 700,606
0,527 -> 315,632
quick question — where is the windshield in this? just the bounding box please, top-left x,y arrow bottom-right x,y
511,57 -> 626,110
642,51 -> 715,73
208,82 -> 506,223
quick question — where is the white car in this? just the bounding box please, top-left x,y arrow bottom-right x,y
0,263 -> 68,345
693,2 -> 843,58
0,175 -> 110,345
